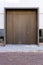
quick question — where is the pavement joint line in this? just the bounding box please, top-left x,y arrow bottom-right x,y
0,51 -> 43,52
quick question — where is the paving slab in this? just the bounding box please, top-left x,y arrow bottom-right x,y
0,52 -> 43,65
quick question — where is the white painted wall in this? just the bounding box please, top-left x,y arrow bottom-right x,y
0,14 -> 4,29
0,0 -> 43,29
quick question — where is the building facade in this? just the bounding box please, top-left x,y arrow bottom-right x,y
0,0 -> 43,45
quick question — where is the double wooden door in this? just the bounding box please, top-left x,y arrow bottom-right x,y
6,10 -> 37,44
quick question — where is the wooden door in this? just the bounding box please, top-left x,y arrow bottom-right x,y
6,10 -> 37,44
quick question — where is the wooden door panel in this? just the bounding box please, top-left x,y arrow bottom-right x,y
13,15 -> 20,43
26,15 -> 31,44
13,14 -> 27,44
30,14 -> 36,44
7,12 -> 13,44
19,15 -> 27,44
26,12 -> 36,44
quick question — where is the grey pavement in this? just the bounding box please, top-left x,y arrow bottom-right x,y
0,44 -> 43,52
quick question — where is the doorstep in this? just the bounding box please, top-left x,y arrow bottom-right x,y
0,44 -> 43,52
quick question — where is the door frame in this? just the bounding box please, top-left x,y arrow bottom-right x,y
4,8 -> 39,45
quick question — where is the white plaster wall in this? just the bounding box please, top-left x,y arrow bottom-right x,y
0,14 -> 4,29
0,0 -> 43,29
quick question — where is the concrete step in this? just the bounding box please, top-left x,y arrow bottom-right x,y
0,44 -> 43,52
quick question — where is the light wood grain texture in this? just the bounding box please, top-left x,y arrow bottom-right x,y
6,10 -> 37,44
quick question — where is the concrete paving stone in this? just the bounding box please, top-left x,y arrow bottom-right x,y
0,52 -> 43,65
